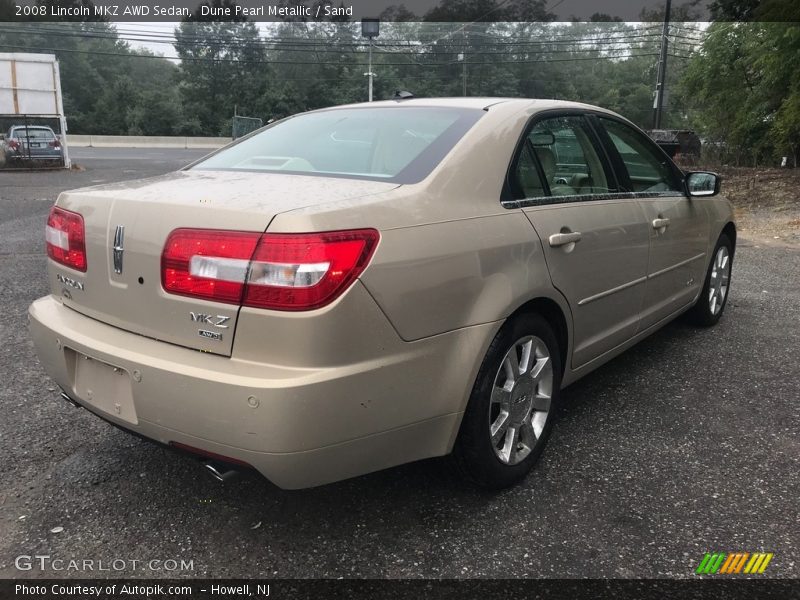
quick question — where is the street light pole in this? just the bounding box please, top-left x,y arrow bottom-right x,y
361,18 -> 380,103
368,38 -> 374,102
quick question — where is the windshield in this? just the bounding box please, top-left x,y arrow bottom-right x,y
191,106 -> 484,183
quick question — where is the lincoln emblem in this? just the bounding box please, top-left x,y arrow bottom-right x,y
113,225 -> 125,274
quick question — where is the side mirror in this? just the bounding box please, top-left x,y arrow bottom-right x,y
685,171 -> 721,197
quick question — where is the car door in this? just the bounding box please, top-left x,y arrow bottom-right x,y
593,116 -> 710,330
507,113 -> 650,369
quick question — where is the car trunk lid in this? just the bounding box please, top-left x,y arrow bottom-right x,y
50,170 -> 398,356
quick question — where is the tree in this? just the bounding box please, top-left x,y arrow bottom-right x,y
174,1 -> 269,135
379,4 -> 417,21
0,20 -> 184,134
680,21 -> 800,166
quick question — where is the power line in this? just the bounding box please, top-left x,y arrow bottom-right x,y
1,23 -> 674,49
3,20 -> 673,45
0,25 -> 699,58
0,41 -> 663,66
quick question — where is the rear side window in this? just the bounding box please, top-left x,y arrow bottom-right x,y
192,107 -> 484,184
511,115 -> 615,199
13,128 -> 55,140
598,118 -> 681,193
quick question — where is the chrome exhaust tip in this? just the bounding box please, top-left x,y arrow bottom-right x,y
203,461 -> 238,483
60,390 -> 81,408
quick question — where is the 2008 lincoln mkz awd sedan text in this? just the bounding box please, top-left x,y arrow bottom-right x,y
29,98 -> 735,489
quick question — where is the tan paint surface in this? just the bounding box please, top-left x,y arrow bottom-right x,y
30,98 -> 734,488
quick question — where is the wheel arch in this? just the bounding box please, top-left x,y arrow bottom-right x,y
721,221 -> 737,254
508,295 -> 571,380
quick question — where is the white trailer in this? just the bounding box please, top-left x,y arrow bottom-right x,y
0,52 -> 70,168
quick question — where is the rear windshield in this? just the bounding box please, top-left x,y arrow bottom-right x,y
191,107 -> 484,184
12,128 -> 55,139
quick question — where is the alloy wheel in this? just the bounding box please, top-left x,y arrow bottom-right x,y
489,335 -> 553,465
709,246 -> 731,315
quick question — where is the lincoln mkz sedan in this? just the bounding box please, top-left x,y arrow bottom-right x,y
29,98 -> 734,489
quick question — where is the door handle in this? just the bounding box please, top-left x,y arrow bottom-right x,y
652,218 -> 670,230
548,232 -> 582,247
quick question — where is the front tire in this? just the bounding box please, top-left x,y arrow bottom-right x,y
687,233 -> 733,327
452,313 -> 561,489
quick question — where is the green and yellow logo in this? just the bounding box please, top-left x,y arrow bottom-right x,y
696,552 -> 774,575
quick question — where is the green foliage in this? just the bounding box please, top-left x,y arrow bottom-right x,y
0,21 -> 183,135
1,11 -> 795,162
174,16 -> 268,135
681,22 -> 800,165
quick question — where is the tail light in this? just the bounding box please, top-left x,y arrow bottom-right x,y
49,139 -> 61,148
161,229 -> 261,304
46,206 -> 87,272
8,139 -> 19,151
162,228 -> 379,311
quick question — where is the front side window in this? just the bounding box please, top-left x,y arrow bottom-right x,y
598,118 -> 682,193
512,115 -> 614,199
192,107 -> 484,184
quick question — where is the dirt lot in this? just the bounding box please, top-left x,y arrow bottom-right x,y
707,167 -> 800,246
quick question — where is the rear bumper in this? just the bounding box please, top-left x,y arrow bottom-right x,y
29,291 -> 495,488
8,151 -> 63,160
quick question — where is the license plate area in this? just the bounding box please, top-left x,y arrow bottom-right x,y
69,349 -> 137,424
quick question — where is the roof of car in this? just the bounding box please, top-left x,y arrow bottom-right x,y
327,97 -> 610,113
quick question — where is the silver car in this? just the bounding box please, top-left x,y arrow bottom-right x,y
4,125 -> 64,165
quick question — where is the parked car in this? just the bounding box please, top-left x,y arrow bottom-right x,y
29,98 -> 734,489
3,125 -> 64,165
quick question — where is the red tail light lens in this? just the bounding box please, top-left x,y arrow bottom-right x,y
161,229 -> 261,304
46,206 -> 87,272
244,230 -> 380,311
9,139 -> 19,151
161,228 -> 379,310
49,139 -> 61,148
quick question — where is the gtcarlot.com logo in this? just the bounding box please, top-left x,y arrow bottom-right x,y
15,554 -> 194,572
696,552 -> 774,575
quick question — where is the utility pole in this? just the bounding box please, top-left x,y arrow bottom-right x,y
653,0 -> 672,129
462,30 -> 468,96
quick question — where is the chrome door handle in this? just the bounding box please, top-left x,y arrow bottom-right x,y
548,232 -> 582,247
652,218 -> 670,229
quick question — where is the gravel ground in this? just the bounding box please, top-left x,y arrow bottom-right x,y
705,167 -> 800,247
0,151 -> 798,579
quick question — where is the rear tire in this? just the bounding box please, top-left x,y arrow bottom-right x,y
687,233 -> 733,327
452,312 -> 561,489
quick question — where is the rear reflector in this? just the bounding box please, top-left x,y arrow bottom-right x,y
46,206 -> 87,272
162,228 -> 379,311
